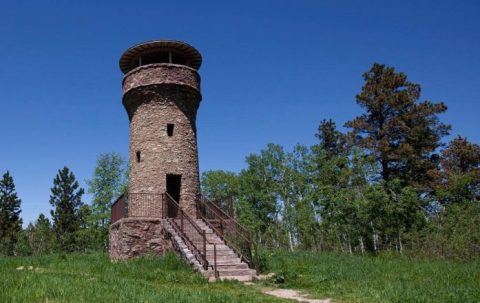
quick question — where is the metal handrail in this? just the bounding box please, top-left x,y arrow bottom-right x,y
164,193 -> 218,275
111,194 -> 127,224
109,192 -> 219,277
197,196 -> 253,268
200,196 -> 251,237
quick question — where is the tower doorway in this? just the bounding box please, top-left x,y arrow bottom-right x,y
166,174 -> 181,218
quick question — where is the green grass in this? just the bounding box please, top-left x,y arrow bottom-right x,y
1,251 -> 478,303
264,250 -> 480,303
0,252 -> 285,303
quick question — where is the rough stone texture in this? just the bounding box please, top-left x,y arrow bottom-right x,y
123,64 -> 202,218
109,217 -> 172,260
123,63 -> 200,95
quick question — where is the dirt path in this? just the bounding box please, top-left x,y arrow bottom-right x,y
263,288 -> 333,303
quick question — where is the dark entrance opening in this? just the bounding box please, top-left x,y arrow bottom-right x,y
167,124 -> 174,137
166,174 -> 181,218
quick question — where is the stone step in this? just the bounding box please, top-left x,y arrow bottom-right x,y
206,254 -> 238,261
216,275 -> 255,282
187,237 -> 224,243
206,250 -> 236,257
215,268 -> 256,276
206,257 -> 241,264
166,221 -> 256,282
176,245 -> 234,256
210,263 -> 249,270
207,260 -> 244,267
189,244 -> 230,250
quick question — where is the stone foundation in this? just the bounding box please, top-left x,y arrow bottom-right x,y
109,217 -> 172,260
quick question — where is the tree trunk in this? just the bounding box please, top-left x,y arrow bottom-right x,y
398,231 -> 403,254
343,233 -> 352,255
337,233 -> 344,253
359,237 -> 365,254
371,222 -> 378,253
381,157 -> 390,182
288,230 -> 294,252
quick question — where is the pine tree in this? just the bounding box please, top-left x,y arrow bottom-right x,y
345,63 -> 450,191
0,171 -> 22,255
50,167 -> 84,252
315,119 -> 346,157
437,136 -> 480,204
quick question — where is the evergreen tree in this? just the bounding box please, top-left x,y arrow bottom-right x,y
50,167 -> 84,252
0,171 -> 22,255
437,136 -> 480,204
315,119 -> 346,157
86,153 -> 127,250
345,63 -> 450,191
76,204 -> 97,252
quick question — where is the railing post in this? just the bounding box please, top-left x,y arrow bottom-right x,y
220,217 -> 224,237
214,244 -> 218,279
203,230 -> 207,270
124,194 -> 127,218
181,209 -> 184,234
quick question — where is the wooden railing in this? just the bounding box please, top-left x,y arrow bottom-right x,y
197,196 -> 253,268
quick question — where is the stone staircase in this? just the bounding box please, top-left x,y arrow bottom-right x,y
164,219 -> 256,281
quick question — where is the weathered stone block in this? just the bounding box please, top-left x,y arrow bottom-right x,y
109,217 -> 172,260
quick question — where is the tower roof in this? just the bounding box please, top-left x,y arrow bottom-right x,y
119,40 -> 202,74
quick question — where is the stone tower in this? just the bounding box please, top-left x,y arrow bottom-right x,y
110,43 -> 256,282
119,40 -> 202,218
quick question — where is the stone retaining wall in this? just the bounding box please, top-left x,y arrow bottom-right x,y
109,217 -> 172,260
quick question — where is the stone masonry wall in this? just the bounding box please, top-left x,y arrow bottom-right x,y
123,63 -> 200,95
109,217 -> 172,260
122,65 -> 202,218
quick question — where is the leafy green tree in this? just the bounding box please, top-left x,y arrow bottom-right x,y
287,145 -> 320,250
50,167 -> 85,252
201,170 -> 237,201
14,228 -> 32,256
19,214 -> 56,255
345,63 -> 450,191
235,144 -> 324,251
384,181 -> 426,253
237,144 -> 283,246
436,136 -> 480,204
316,147 -> 377,253
412,202 -> 480,258
0,171 -> 22,255
86,153 -> 127,250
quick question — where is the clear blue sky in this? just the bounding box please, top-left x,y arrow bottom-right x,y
1,1 -> 479,225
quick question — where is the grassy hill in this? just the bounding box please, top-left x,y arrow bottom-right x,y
267,251 -> 480,303
0,251 -> 478,303
0,252 -> 284,303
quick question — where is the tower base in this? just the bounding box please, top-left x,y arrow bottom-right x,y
108,217 -> 172,260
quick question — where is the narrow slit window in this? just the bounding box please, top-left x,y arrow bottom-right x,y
136,151 -> 141,162
167,124 -> 174,137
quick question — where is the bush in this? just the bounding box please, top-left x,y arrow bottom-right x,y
409,202 -> 480,259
